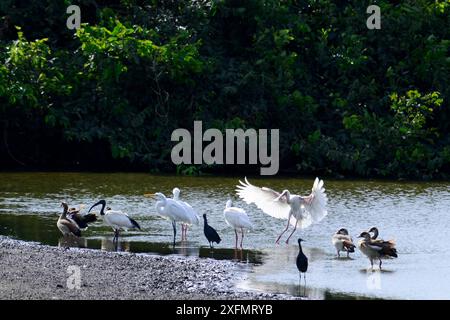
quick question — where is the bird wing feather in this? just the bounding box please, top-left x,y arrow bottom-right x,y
235,177 -> 291,220
166,199 -> 192,224
181,201 -> 200,225
302,177 -> 328,223
105,210 -> 136,229
224,207 -> 253,229
60,219 -> 81,236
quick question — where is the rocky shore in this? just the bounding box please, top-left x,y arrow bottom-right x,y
0,236 -> 296,300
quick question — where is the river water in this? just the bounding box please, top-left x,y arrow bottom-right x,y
0,172 -> 449,299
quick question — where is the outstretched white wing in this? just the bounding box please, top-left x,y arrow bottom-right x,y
235,177 -> 291,220
303,177 -> 328,223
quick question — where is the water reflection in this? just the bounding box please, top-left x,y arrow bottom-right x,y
1,173 -> 450,299
58,236 -> 87,249
100,238 -> 131,252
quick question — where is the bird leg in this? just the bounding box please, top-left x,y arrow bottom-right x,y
275,216 -> 291,244
240,228 -> 244,249
234,229 -> 238,249
285,219 -> 298,244
172,221 -> 177,247
337,250 -> 340,258
379,258 -> 382,270
113,229 -> 119,242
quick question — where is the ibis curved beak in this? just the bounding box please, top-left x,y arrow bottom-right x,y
89,200 -> 106,213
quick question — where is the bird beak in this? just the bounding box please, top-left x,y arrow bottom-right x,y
144,193 -> 155,198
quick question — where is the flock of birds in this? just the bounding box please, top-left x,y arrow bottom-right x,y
56,177 -> 398,284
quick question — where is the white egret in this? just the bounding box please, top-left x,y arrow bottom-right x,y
223,199 -> 253,249
88,200 -> 141,240
357,231 -> 398,270
57,202 -> 81,237
332,228 -> 356,258
236,177 -> 328,244
172,187 -> 200,241
144,192 -> 193,246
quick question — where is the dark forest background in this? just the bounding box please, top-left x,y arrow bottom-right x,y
0,0 -> 449,179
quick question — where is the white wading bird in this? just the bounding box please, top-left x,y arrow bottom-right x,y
144,192 -> 193,246
223,199 -> 253,249
88,200 -> 141,240
172,187 -> 200,241
236,177 -> 328,244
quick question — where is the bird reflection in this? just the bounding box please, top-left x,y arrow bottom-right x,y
58,236 -> 87,249
233,248 -> 244,261
101,237 -> 131,252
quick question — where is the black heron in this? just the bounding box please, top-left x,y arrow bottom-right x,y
203,214 -> 221,248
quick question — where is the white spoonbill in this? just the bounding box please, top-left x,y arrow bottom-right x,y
88,200 -> 141,240
236,177 -> 328,244
144,192 -> 193,246
223,199 -> 253,249
172,187 -> 200,241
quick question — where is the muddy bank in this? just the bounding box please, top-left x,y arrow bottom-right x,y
0,236 -> 297,300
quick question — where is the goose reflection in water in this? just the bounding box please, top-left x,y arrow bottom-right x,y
58,236 -> 87,249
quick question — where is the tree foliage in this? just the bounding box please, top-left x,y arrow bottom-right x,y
1,0 -> 449,178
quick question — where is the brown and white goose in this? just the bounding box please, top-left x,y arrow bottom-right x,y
332,228 -> 356,258
57,202 -> 82,237
357,231 -> 398,270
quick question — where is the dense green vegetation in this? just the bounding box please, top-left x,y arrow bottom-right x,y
1,0 -> 449,179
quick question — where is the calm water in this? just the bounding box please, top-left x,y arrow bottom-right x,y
0,172 -> 449,300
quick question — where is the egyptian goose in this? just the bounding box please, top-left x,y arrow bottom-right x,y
332,228 -> 356,257
57,202 -> 81,237
357,231 -> 398,270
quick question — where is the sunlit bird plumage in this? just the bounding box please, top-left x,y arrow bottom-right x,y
236,177 -> 328,244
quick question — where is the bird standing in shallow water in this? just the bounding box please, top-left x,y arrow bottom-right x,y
332,228 -> 356,258
145,192 -> 194,246
223,199 -> 253,249
172,187 -> 200,241
88,200 -> 141,241
203,214 -> 221,249
357,231 -> 398,270
236,177 -> 327,244
57,202 -> 81,237
296,238 -> 308,294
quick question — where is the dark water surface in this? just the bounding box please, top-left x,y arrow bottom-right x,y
1,172 -> 449,299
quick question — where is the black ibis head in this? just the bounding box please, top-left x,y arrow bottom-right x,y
89,199 -> 106,215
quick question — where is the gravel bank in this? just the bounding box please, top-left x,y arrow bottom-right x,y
0,236 -> 296,300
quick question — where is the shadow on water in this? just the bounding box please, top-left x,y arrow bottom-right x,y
0,213 -> 264,264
